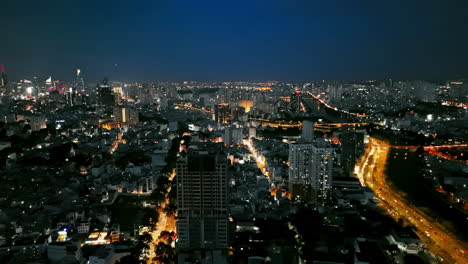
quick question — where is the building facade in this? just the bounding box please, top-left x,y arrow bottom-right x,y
288,140 -> 334,201
176,148 -> 229,262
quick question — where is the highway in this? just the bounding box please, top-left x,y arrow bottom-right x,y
175,102 -> 368,130
388,144 -> 468,164
305,91 -> 367,117
355,138 -> 468,264
424,146 -> 468,164
442,101 -> 468,109
174,103 -> 214,114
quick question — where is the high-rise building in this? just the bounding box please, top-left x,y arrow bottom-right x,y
232,106 -> 247,122
113,106 -> 139,127
289,143 -> 314,185
290,91 -> 302,112
223,126 -> 243,146
214,103 -> 231,123
0,64 -> 7,89
385,78 -> 393,88
337,131 -> 365,175
159,97 -> 168,111
288,139 -> 334,201
176,148 -> 228,263
248,127 -> 257,139
448,81 -> 468,104
327,84 -> 343,104
238,99 -> 253,113
45,76 -> 53,92
96,78 -> 115,106
65,88 -> 75,106
31,77 -> 41,97
301,120 -> 314,143
53,80 -> 63,94
75,69 -> 86,92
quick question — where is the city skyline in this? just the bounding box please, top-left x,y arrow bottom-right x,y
1,1 -> 467,264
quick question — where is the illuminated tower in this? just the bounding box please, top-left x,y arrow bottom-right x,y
75,69 -> 85,92
288,139 -> 334,201
113,106 -> 139,127
214,103 -> 231,123
53,80 -> 63,94
238,99 -> 253,113
45,76 -> 53,92
0,64 -> 7,89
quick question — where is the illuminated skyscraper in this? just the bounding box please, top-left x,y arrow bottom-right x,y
0,64 -> 8,89
238,99 -> 253,112
288,143 -> 314,185
53,80 -> 63,94
65,89 -> 74,106
113,106 -> 139,127
75,69 -> 86,92
214,103 -> 230,123
288,139 -> 334,201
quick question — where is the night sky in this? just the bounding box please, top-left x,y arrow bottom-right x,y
1,0 -> 468,82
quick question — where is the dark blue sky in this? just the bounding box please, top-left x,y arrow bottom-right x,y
1,0 -> 468,81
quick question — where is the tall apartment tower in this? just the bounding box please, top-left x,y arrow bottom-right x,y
223,126 -> 243,146
301,120 -> 314,143
214,103 -> 231,124
176,148 -> 228,263
288,139 -> 334,201
290,91 -> 302,112
113,106 -> 139,127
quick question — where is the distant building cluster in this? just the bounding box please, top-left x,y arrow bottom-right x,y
0,72 -> 465,263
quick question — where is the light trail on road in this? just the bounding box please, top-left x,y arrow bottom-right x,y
387,144 -> 468,164
147,170 -> 177,264
110,130 -> 125,154
175,102 -> 369,130
305,91 -> 366,117
174,103 -> 214,114
355,138 -> 468,264
243,139 -> 291,199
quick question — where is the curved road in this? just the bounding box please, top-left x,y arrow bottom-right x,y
355,138 -> 468,264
